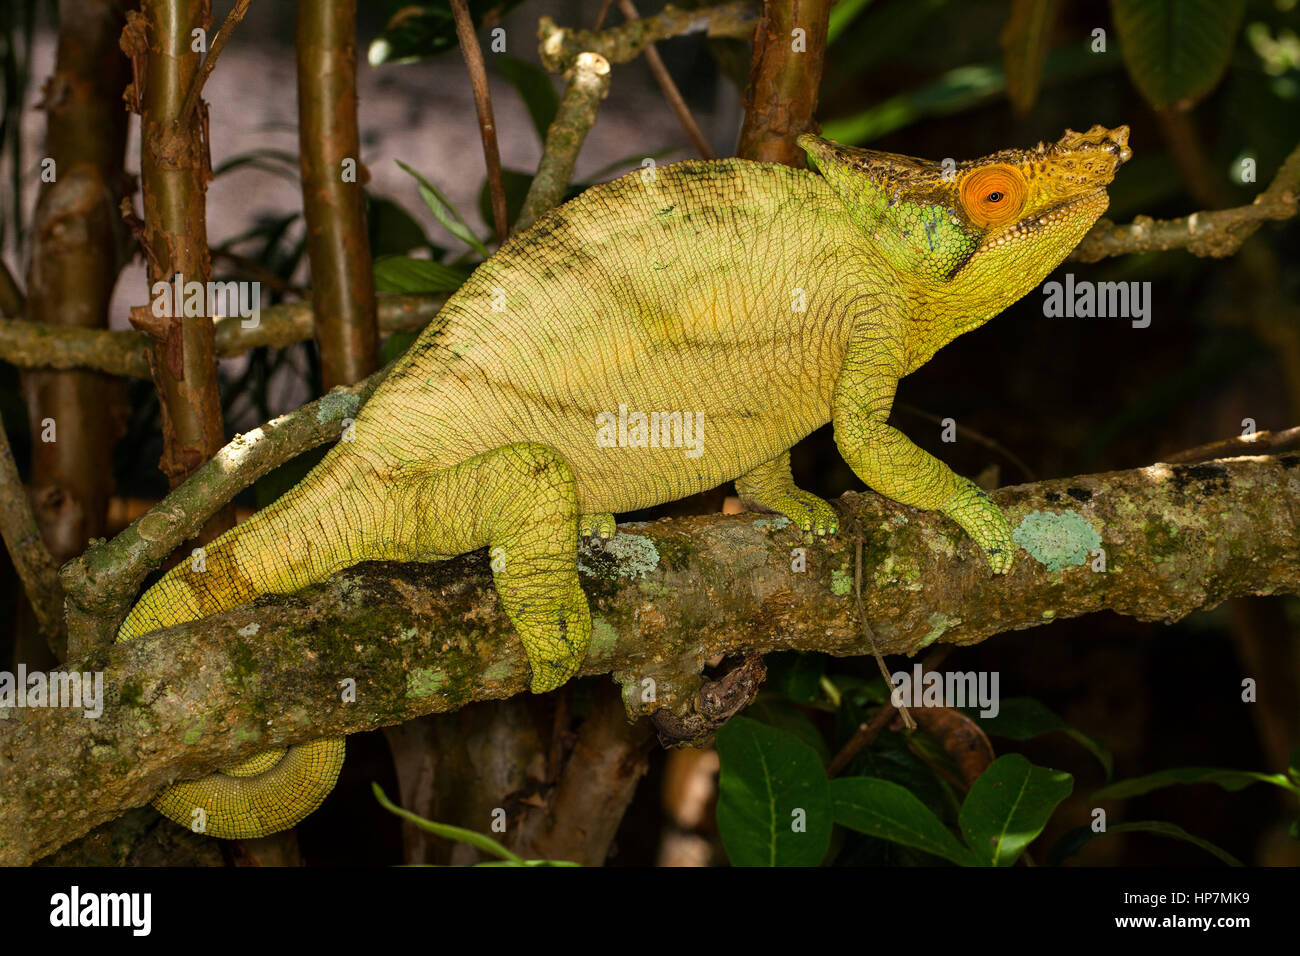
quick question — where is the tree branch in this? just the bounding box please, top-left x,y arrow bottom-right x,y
0,293 -> 445,379
514,52 -> 611,234
538,1 -> 758,73
59,368 -> 387,655
1071,140 -> 1300,262
5,453 -> 1298,864
0,410 -> 65,642
449,0 -> 509,244
617,0 -> 714,159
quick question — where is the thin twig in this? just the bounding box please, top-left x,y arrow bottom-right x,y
0,256 -> 24,317
1164,425 -> 1300,464
617,0 -> 714,159
592,0 -> 614,30
894,402 -> 1037,481
449,0 -> 508,244
0,410 -> 65,644
178,0 -> 253,125
855,537 -> 914,731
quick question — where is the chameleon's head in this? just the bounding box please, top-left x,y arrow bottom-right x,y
800,125 -> 1131,314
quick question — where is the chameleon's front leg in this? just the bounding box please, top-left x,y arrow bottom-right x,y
735,449 -> 839,535
832,346 -> 1014,573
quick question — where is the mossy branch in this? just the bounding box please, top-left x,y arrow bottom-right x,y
4,454 -> 1298,864
1071,140 -> 1300,262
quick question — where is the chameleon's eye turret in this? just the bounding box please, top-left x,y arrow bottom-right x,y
960,164 -> 1026,227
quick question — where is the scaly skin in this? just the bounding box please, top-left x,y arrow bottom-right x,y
117,125 -> 1130,838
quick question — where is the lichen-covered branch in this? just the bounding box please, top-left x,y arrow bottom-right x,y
514,53 -> 612,234
5,454 -> 1298,864
0,294 -> 445,379
297,0 -> 380,389
1071,140 -> 1300,262
59,367 -> 388,655
538,0 -> 758,72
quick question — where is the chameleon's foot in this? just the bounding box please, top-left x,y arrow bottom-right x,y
510,581 -> 592,693
943,478 -> 1015,574
736,452 -> 839,536
580,512 -> 617,542
766,489 -> 840,536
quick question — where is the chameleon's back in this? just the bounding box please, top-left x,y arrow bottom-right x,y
361,158 -> 879,514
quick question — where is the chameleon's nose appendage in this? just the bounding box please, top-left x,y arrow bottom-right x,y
1045,124 -> 1133,188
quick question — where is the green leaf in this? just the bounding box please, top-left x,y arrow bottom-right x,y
827,0 -> 876,44
395,159 -> 490,259
367,1 -> 527,66
212,148 -> 300,183
1094,767 -> 1295,800
830,776 -> 975,865
972,697 -> 1112,779
372,783 -> 527,863
959,754 -> 1073,866
1112,0 -> 1247,109
764,651 -> 827,706
1047,820 -> 1243,866
373,256 -> 469,294
744,695 -> 832,766
999,0 -> 1061,114
715,717 -> 832,866
495,56 -> 559,143
1288,746 -> 1299,786
367,195 -> 437,259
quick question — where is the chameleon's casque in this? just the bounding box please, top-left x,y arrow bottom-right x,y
118,125 -> 1130,838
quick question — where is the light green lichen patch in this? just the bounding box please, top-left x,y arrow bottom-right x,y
396,626 -> 418,641
587,615 -> 619,661
237,622 -> 260,637
406,667 -> 447,698
182,717 -> 207,745
579,532 -> 660,580
480,659 -> 514,683
1013,510 -> 1101,572
916,611 -> 961,649
831,566 -> 853,596
316,390 -> 360,425
752,515 -> 791,531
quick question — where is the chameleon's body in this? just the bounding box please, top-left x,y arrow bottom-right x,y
118,126 -> 1130,837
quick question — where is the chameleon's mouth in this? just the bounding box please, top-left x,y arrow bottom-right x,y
979,187 -> 1108,252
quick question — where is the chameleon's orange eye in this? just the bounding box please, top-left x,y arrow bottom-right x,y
960,165 -> 1026,227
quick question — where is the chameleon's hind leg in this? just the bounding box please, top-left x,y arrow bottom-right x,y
736,450 -> 839,535
422,442 -> 590,692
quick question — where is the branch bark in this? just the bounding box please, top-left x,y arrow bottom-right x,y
4,453 -> 1298,864
0,293 -> 444,379
128,0 -> 230,519
736,0 -> 830,166
297,0 -> 380,390
1070,140 -> 1300,262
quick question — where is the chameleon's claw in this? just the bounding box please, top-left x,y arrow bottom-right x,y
579,512 -> 617,541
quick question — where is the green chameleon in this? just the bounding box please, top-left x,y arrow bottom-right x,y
118,125 -> 1130,838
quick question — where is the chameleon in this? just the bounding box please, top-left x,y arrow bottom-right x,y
117,124 -> 1131,838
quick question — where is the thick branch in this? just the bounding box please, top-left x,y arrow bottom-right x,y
297,0 -> 380,389
1071,140 -> 1300,262
5,454 -> 1298,864
737,0 -> 831,166
0,294 -> 445,379
59,368 -> 387,654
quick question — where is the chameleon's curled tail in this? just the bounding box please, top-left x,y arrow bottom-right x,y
117,448 -> 387,839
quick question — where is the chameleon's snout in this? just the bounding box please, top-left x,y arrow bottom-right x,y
1038,124 -> 1132,193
